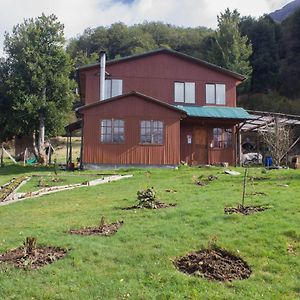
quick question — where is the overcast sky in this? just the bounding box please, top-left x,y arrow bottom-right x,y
0,0 -> 291,55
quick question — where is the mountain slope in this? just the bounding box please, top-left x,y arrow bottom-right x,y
270,0 -> 300,22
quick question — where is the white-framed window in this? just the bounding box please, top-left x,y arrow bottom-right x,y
140,120 -> 164,144
206,84 -> 226,105
104,79 -> 123,100
100,119 -> 124,143
213,128 -> 232,148
174,82 -> 195,103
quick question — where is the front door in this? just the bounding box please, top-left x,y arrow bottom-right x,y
192,127 -> 207,165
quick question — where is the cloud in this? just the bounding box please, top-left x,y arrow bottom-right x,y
0,0 -> 292,55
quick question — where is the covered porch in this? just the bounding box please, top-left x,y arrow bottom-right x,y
175,105 -> 253,166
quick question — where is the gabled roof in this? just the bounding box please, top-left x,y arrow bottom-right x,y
77,48 -> 246,81
174,105 -> 254,120
76,91 -> 187,115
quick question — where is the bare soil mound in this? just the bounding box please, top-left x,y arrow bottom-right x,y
68,221 -> 123,236
122,201 -> 176,210
224,205 -> 269,215
0,246 -> 67,270
174,247 -> 251,281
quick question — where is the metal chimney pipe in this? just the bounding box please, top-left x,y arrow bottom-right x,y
100,50 -> 106,101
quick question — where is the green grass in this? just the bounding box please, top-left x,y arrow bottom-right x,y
0,165 -> 299,299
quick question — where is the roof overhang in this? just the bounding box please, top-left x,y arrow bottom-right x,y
240,110 -> 300,132
174,105 -> 253,121
65,119 -> 82,132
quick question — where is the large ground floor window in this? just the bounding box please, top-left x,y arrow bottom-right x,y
140,120 -> 164,144
213,128 -> 232,148
100,119 -> 124,143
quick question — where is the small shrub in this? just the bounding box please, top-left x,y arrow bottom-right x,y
137,187 -> 157,208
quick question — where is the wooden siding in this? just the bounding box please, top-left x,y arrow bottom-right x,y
81,52 -> 238,107
180,119 -> 236,165
82,95 -> 182,165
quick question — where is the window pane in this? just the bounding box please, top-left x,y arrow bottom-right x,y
206,84 -> 215,104
185,82 -> 195,103
216,84 -> 226,105
104,79 -> 111,100
112,79 -> 123,97
174,82 -> 184,102
213,128 -> 222,148
101,134 -> 111,143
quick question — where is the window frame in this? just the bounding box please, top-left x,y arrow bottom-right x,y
104,79 -> 123,100
100,118 -> 125,144
205,83 -> 226,105
174,81 -> 195,104
140,120 -> 164,145
212,127 -> 232,149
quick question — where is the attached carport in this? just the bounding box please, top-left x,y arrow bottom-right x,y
236,110 -> 300,166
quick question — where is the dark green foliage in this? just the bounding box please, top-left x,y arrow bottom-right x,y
2,14 -> 75,140
67,21 -> 213,66
278,8 -> 300,99
240,15 -> 280,93
238,92 -> 300,115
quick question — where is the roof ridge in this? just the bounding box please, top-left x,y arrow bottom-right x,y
77,48 -> 245,81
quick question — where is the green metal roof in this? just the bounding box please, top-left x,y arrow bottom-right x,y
174,105 -> 254,120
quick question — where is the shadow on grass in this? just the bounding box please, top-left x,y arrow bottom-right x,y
0,164 -> 53,176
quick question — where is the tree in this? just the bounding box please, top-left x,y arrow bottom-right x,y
207,9 -> 253,88
240,15 -> 280,93
4,14 -> 74,159
258,119 -> 292,166
279,8 -> 300,98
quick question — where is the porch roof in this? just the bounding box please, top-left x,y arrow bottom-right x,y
174,105 -> 254,120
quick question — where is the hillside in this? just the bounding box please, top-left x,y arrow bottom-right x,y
270,0 -> 300,22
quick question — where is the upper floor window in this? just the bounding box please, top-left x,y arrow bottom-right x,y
206,84 -> 226,105
213,128 -> 232,148
140,120 -> 164,144
104,79 -> 123,100
100,119 -> 124,143
174,82 -> 195,104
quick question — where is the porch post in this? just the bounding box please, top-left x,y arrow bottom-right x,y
236,130 -> 242,166
79,119 -> 84,170
66,133 -> 69,169
69,132 -> 72,165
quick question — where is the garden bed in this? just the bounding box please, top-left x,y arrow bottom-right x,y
174,247 -> 251,281
224,204 -> 269,215
67,220 -> 124,236
122,201 -> 176,210
0,244 -> 67,270
0,176 -> 30,202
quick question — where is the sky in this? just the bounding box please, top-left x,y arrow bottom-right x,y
0,0 -> 291,55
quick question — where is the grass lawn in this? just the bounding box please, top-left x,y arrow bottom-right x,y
0,164 -> 299,299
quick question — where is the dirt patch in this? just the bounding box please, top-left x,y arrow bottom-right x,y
174,247 -> 251,281
0,246 -> 67,270
68,220 -> 124,236
224,204 -> 269,215
122,201 -> 176,210
247,191 -> 267,196
165,189 -> 177,193
249,176 -> 270,181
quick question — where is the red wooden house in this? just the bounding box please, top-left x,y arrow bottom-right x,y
72,49 -> 252,168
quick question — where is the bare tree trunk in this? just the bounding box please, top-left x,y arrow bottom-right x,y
32,131 -> 39,160
38,111 -> 45,155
